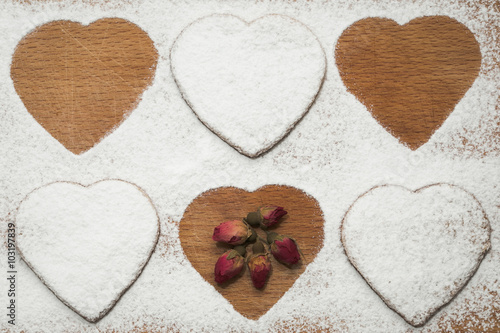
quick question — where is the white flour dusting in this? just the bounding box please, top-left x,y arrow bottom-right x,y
0,0 -> 499,332
170,14 -> 326,157
15,180 -> 159,323
341,184 -> 491,327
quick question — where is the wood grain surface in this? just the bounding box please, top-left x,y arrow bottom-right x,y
7,10 -> 499,333
335,16 -> 481,150
179,186 -> 324,320
10,18 -> 158,154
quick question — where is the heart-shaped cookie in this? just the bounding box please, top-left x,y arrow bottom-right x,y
341,184 -> 491,327
179,185 -> 324,319
170,14 -> 326,158
11,18 -> 158,154
15,180 -> 160,322
335,16 -> 481,149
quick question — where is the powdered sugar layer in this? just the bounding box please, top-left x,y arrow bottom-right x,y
342,184 -> 491,326
170,14 -> 326,157
16,180 -> 159,322
0,0 -> 498,332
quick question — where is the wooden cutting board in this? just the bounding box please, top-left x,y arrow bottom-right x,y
9,11 -> 499,333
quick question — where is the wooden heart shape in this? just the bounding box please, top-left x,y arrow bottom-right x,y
179,185 -> 324,319
10,18 -> 158,154
170,14 -> 326,157
16,180 -> 160,322
341,184 -> 491,327
335,16 -> 481,149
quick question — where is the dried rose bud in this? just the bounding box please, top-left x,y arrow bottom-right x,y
247,253 -> 271,289
214,249 -> 245,284
259,206 -> 287,228
244,211 -> 262,227
247,227 -> 258,243
212,220 -> 252,245
267,232 -> 301,266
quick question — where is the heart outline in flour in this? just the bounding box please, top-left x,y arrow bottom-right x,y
10,18 -> 159,155
170,14 -> 326,158
15,179 -> 160,323
178,185 -> 324,319
335,16 -> 482,150
340,183 -> 491,327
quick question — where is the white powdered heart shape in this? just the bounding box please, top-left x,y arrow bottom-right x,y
341,184 -> 491,327
16,180 -> 159,323
170,14 -> 326,158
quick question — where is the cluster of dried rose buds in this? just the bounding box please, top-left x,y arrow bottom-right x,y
212,205 -> 302,289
